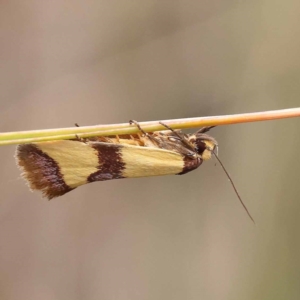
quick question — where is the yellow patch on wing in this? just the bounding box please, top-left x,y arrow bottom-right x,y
37,140 -> 99,188
121,145 -> 184,178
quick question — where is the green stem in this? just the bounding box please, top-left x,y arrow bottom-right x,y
1,107 -> 300,146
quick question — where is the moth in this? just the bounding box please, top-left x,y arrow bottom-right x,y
16,120 -> 253,221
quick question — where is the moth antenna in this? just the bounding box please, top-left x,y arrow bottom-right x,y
212,150 -> 255,223
211,145 -> 218,166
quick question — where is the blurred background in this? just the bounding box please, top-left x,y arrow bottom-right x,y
1,1 -> 300,299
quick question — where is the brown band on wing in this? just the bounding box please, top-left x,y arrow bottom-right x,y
177,156 -> 202,175
16,144 -> 73,199
88,143 -> 126,182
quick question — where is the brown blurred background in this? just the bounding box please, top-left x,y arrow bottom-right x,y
1,1 -> 300,299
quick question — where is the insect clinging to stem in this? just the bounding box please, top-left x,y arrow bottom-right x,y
16,120 -> 254,222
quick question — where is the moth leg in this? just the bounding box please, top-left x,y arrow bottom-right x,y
129,120 -> 158,145
196,126 -> 215,134
159,121 -> 196,153
129,120 -> 148,135
72,123 -> 87,143
74,123 -> 98,143
74,134 -> 88,143
159,122 -> 187,141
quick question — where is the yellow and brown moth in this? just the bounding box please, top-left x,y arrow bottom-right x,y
16,121 -> 217,199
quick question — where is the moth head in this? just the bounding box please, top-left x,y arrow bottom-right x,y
188,129 -> 218,161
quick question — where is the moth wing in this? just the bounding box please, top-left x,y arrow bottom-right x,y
16,140 -> 99,199
16,140 -> 187,199
114,142 -> 185,178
